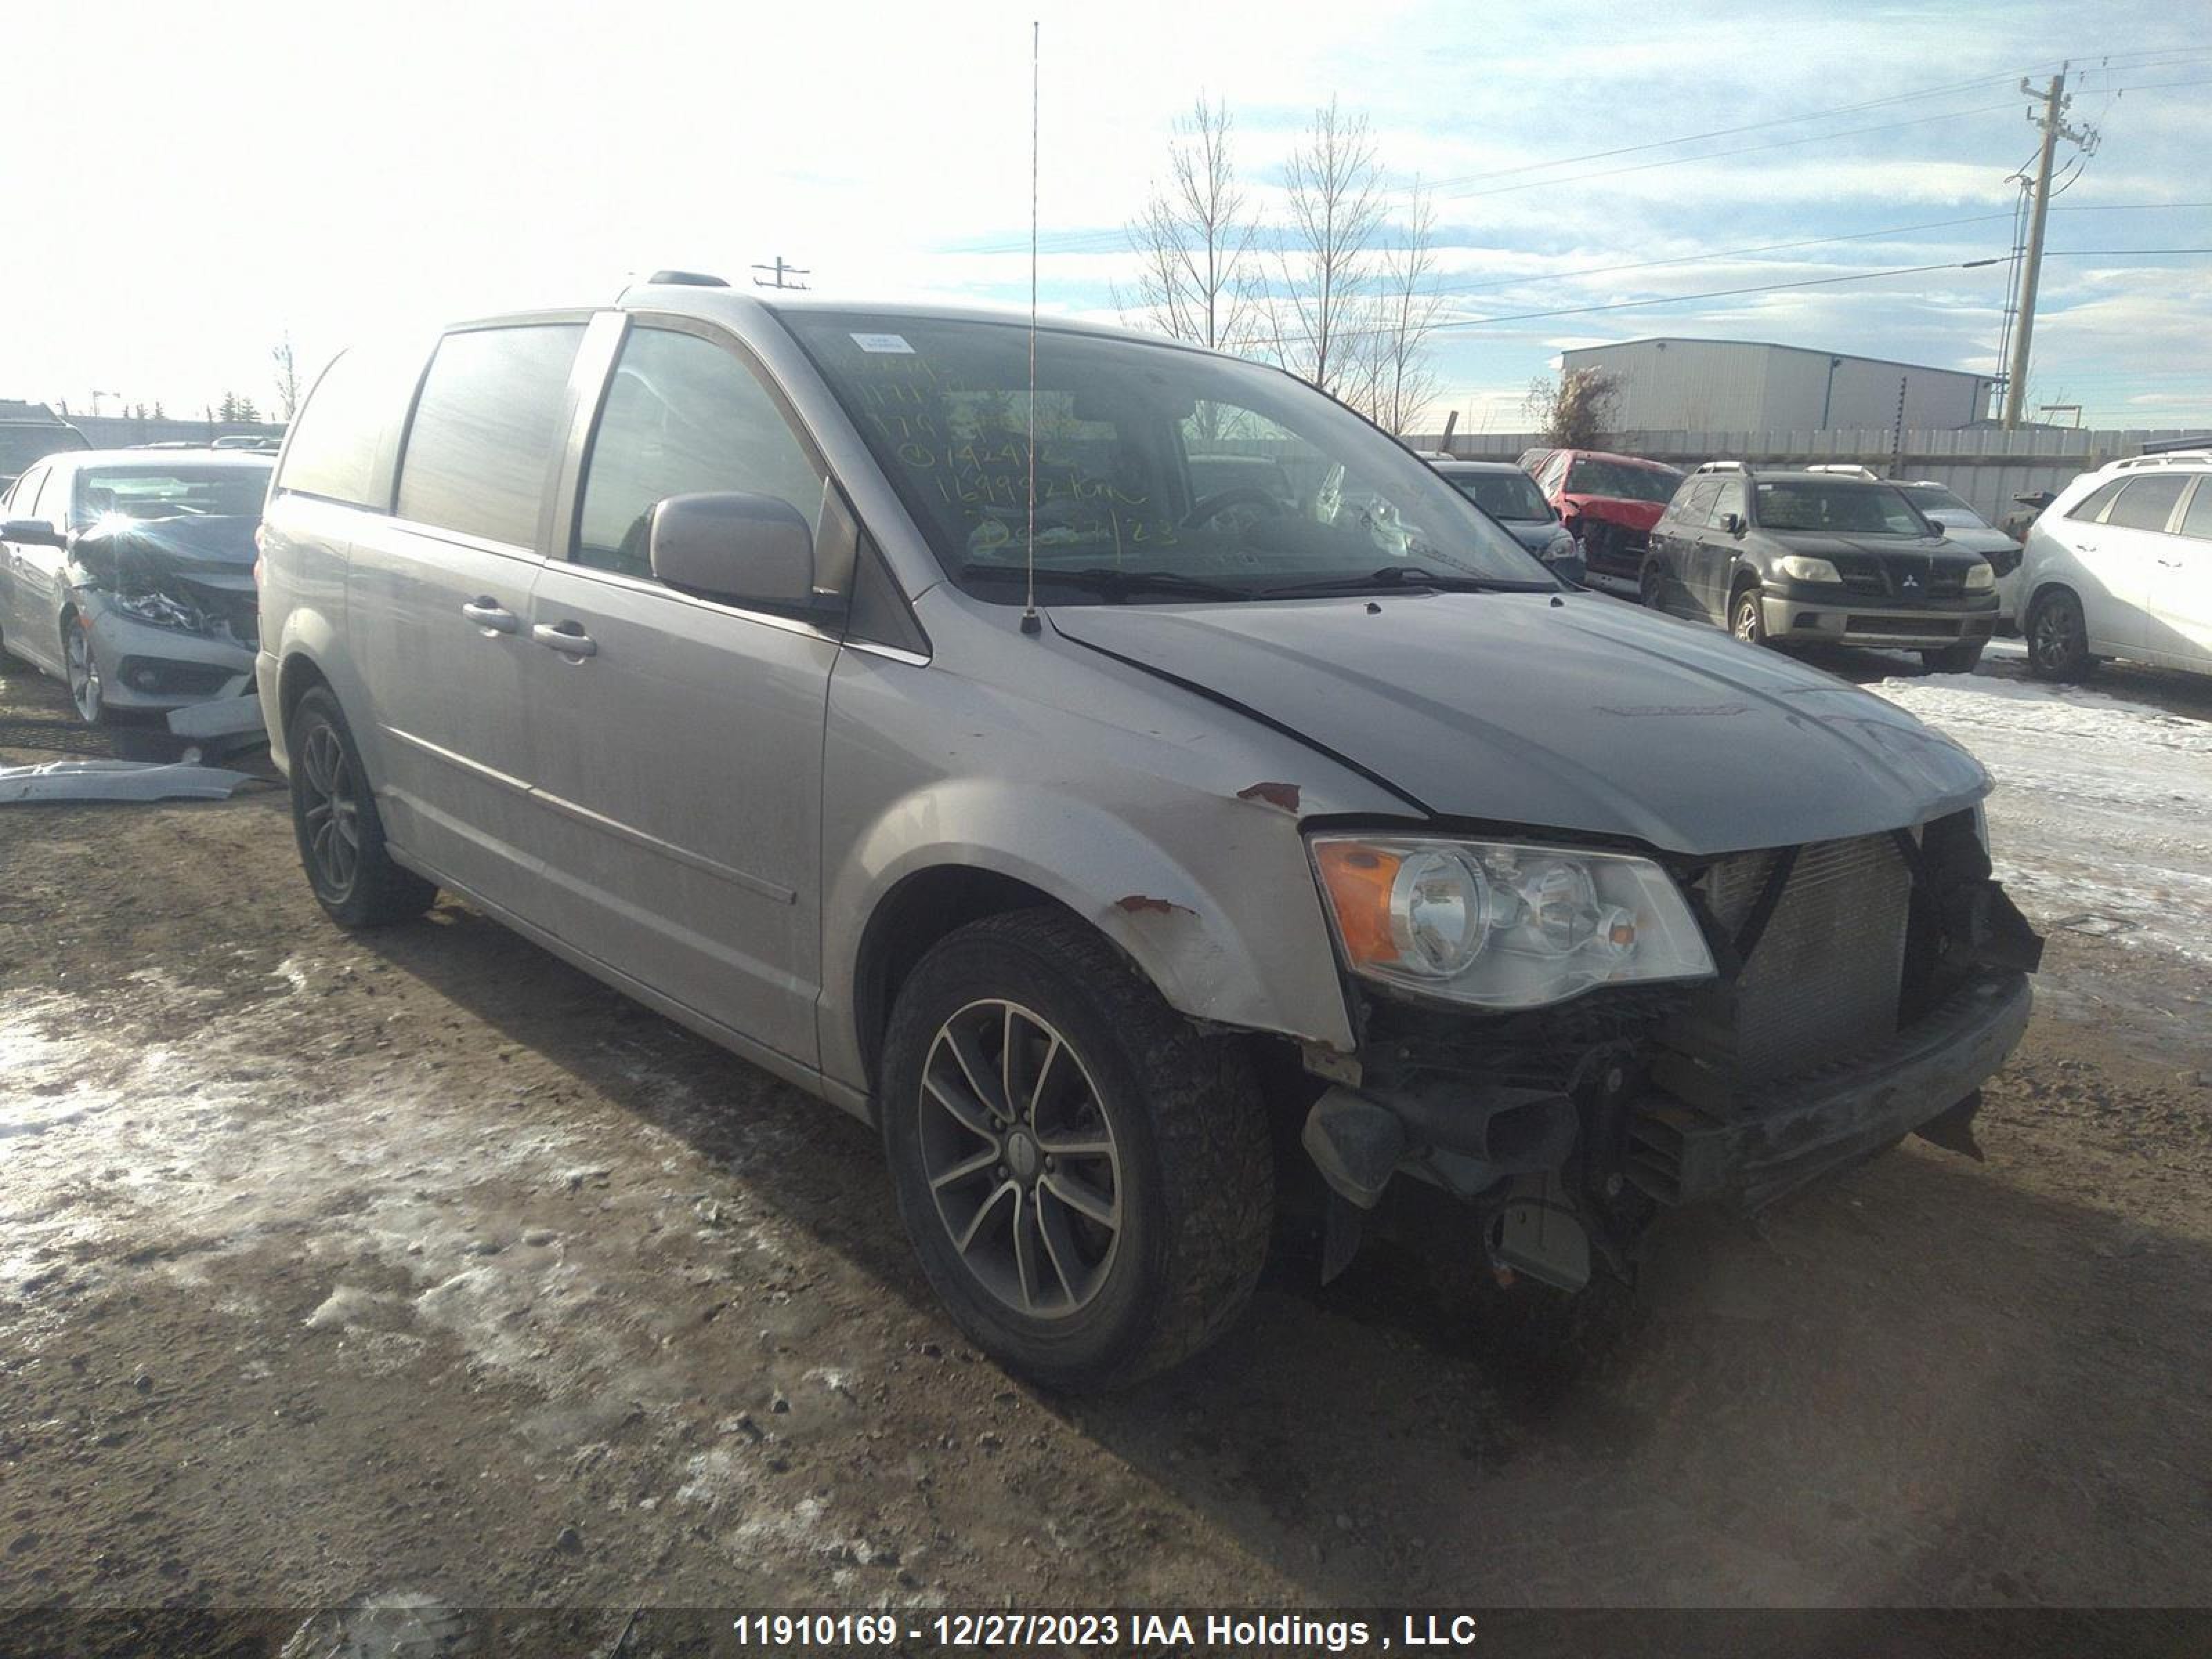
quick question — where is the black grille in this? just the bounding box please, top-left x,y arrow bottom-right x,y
1656,833 -> 1912,1112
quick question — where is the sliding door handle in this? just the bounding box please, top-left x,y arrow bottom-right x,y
532,621 -> 597,658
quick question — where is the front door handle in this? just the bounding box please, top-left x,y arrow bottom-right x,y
461,598 -> 521,634
532,621 -> 598,658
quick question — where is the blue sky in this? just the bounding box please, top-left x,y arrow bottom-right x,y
6,1 -> 2207,430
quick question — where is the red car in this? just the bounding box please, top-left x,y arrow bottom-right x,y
1527,449 -> 1684,590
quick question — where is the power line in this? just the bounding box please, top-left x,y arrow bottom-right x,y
1426,256 -> 2010,332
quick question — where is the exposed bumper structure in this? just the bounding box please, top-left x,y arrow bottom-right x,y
1627,966 -> 2032,1212
83,597 -> 256,711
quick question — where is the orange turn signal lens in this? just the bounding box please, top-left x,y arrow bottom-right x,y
1312,841 -> 1404,968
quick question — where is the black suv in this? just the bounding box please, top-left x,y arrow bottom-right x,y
1640,462 -> 2001,672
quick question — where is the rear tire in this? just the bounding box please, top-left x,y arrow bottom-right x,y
1921,641 -> 1985,675
1730,580 -> 1768,647
287,686 -> 438,928
880,909 -> 1273,1391
2026,590 -> 2095,682
1638,557 -> 1666,610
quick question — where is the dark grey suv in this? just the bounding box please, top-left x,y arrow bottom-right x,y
1641,462 -> 2001,672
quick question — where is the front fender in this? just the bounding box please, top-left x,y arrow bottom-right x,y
814,640 -> 1397,1097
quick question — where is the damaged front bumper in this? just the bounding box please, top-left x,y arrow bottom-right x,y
1625,966 -> 2030,1210
80,592 -> 257,711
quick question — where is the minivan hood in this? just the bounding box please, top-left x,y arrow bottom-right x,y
1769,529 -> 1983,565
1051,592 -> 1987,856
1560,494 -> 1667,532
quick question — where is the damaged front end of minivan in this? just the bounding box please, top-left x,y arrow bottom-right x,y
1297,808 -> 2043,1291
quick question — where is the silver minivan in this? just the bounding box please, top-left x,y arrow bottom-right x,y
258,279 -> 2041,1388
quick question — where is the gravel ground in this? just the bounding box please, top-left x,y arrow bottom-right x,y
3,641 -> 2210,1645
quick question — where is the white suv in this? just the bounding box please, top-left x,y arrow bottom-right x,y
2018,449 -> 2212,680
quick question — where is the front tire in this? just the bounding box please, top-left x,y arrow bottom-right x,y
2027,590 -> 2095,681
1730,580 -> 1768,647
881,910 -> 1273,1390
287,686 -> 438,927
1638,557 -> 1666,610
62,612 -> 106,724
1922,641 -> 1986,674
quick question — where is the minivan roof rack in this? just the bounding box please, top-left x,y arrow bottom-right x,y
1693,460 -> 1752,475
645,270 -> 730,287
1806,463 -> 1880,479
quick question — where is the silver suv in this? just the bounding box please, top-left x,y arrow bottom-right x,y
258,279 -> 2041,1388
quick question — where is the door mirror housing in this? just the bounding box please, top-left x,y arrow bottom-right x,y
647,491 -> 841,618
1,519 -> 65,548
1721,512 -> 1746,536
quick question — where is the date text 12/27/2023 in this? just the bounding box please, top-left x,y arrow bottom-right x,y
729,1612 -> 1483,1651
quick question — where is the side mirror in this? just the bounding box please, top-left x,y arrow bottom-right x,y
1721,512 -> 1745,536
647,491 -> 839,617
1,519 -> 65,548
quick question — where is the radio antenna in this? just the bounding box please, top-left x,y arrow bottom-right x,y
1020,17 -> 1042,637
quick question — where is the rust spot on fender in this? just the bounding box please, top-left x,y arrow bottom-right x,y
1114,894 -> 1192,917
1236,781 -> 1302,812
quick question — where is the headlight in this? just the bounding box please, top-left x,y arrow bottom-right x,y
1963,561 -> 1995,590
103,589 -> 203,631
1777,554 -> 1842,583
1309,835 -> 1716,1009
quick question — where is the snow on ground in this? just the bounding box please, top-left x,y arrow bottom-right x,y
1864,655 -> 2212,970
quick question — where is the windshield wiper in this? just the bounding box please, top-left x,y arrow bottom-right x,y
959,564 -> 1248,602
1257,565 -> 1553,598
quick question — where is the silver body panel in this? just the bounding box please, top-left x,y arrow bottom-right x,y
259,286 -> 1998,1125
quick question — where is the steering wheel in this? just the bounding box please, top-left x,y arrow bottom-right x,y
1182,486 -> 1286,529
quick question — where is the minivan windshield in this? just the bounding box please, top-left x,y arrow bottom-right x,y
784,312 -> 1553,603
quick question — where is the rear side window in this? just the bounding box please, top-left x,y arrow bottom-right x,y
397,324 -> 585,547
2104,475 -> 2188,533
574,325 -> 824,581
278,341 -> 430,509
2067,479 -> 2126,522
2179,480 -> 2212,541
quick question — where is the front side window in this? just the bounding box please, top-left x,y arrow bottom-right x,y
8,465 -> 51,521
74,464 -> 272,528
2104,475 -> 2188,533
1754,482 -> 1929,536
1564,458 -> 1682,504
574,326 -> 825,581
784,312 -> 1548,604
397,324 -> 585,548
1707,479 -> 1745,526
1677,478 -> 1721,525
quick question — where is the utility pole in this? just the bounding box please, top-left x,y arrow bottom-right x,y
751,256 -> 810,291
2002,68 -> 2098,429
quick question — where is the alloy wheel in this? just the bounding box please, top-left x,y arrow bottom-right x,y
917,998 -> 1123,1320
64,619 -> 102,722
2032,596 -> 2082,673
299,722 -> 362,897
1734,592 -> 1761,642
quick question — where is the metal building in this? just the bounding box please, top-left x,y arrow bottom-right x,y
1560,338 -> 1995,433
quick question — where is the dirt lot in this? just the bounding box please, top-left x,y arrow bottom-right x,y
3,644 -> 2211,1640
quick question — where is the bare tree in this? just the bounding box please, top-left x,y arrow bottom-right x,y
272,335 -> 302,421
1122,96 -> 1259,353
1524,366 -> 1623,448
1265,99 -> 1385,398
1355,179 -> 1447,435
